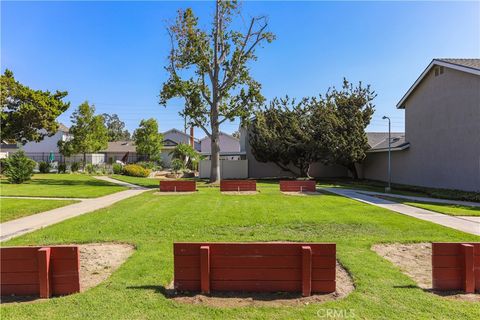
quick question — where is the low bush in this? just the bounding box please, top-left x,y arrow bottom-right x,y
136,161 -> 162,171
70,162 -> 80,172
38,161 -> 51,173
171,158 -> 185,174
0,158 -> 6,174
123,164 -> 151,177
58,163 -> 67,173
84,163 -> 95,174
3,151 -> 36,184
112,163 -> 123,174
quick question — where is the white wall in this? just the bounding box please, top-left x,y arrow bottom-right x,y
23,131 -> 69,153
199,160 -> 248,179
201,133 -> 240,153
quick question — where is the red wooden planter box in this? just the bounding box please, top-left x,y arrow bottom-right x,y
174,242 -> 336,296
279,180 -> 316,192
220,180 -> 257,192
432,242 -> 480,293
1,246 -> 80,298
159,180 -> 196,192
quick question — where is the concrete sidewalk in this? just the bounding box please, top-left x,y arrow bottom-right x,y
1,177 -> 149,242
354,189 -> 480,207
321,187 -> 480,236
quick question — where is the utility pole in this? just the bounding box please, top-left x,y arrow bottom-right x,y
382,116 -> 391,193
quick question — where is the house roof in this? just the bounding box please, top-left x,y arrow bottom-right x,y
0,143 -> 19,150
58,123 -> 69,133
102,141 -> 136,153
199,131 -> 239,142
396,58 -> 480,109
366,132 -> 410,153
162,128 -> 200,142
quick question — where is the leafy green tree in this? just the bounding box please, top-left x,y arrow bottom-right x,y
103,113 -> 131,141
316,79 -> 376,178
58,102 -> 108,165
169,143 -> 201,170
159,0 -> 275,183
0,69 -> 70,144
4,150 -> 36,184
132,118 -> 164,160
249,97 -> 315,177
250,79 -> 376,179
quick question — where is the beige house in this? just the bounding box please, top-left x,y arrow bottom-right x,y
244,58 -> 479,191
362,58 -> 480,191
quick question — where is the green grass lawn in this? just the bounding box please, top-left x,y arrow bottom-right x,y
0,174 -> 127,198
318,178 -> 480,202
0,198 -> 79,222
110,175 -> 160,188
378,195 -> 480,217
1,182 -> 478,319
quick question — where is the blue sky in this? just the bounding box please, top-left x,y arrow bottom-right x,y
2,1 -> 479,138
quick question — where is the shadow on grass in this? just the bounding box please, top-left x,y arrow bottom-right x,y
394,284 -> 478,298
127,285 -> 306,301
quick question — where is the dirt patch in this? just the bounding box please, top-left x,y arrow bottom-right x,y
1,243 -> 134,304
372,243 -> 479,302
221,191 -> 259,195
153,191 -> 196,196
281,191 -> 322,196
166,262 -> 354,308
80,243 -> 134,292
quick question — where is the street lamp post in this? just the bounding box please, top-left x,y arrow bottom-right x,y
382,116 -> 391,193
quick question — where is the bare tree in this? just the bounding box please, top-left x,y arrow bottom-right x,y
160,0 -> 274,183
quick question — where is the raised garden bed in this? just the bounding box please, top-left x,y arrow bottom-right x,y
220,180 -> 256,192
174,242 -> 336,296
279,180 -> 316,193
159,180 -> 196,192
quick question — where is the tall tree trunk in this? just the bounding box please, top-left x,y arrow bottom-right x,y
210,128 -> 221,183
209,1 -> 221,184
83,152 -> 86,168
348,163 -> 358,179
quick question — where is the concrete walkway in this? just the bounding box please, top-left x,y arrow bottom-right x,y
321,187 -> 480,236
93,176 -> 146,190
354,189 -> 480,207
0,177 -> 149,242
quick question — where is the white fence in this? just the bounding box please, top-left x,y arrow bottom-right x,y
199,160 -> 248,179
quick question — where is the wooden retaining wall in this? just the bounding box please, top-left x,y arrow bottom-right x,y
174,242 -> 336,296
220,180 -> 257,192
159,180 -> 196,192
432,242 -> 480,293
1,246 -> 80,298
279,180 -> 316,192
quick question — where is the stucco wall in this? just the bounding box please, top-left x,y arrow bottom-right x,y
199,160 -> 248,179
201,134 -> 240,153
23,131 -> 68,153
364,67 -> 480,191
